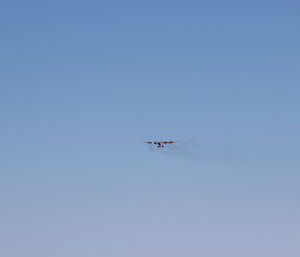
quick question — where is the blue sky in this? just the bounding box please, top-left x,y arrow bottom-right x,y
1,1 -> 300,256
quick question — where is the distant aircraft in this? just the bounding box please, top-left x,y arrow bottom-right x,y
143,140 -> 178,148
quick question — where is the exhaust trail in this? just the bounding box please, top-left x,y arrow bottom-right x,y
156,139 -> 245,163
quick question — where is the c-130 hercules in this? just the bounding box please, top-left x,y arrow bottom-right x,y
143,140 -> 178,148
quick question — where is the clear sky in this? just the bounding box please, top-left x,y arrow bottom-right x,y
1,0 -> 300,256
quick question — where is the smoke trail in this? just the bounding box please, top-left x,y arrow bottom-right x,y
156,139 -> 244,163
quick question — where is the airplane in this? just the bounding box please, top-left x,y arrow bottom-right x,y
143,140 -> 178,148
